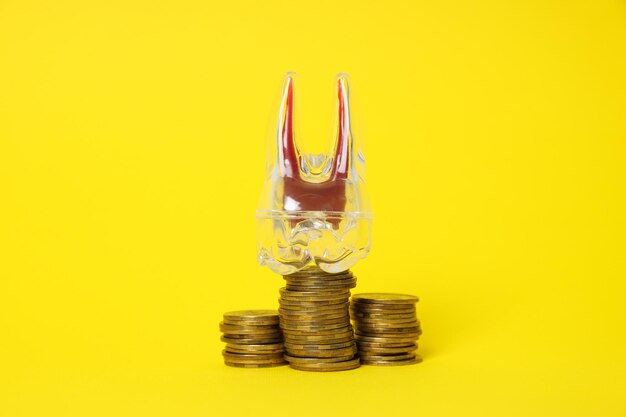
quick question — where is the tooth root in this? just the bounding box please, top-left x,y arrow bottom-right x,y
331,75 -> 351,180
277,74 -> 300,179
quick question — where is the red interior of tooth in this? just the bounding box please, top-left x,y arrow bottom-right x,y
280,77 -> 348,217
280,80 -> 300,179
283,179 -> 347,213
332,79 -> 349,180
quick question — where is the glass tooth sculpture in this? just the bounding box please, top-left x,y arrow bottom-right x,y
256,73 -> 372,275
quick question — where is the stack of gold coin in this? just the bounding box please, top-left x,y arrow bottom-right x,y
351,293 -> 423,366
220,310 -> 287,368
278,268 -> 360,372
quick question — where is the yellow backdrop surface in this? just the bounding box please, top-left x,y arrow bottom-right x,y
1,1 -> 625,416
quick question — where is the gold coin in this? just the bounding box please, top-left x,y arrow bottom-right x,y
288,357 -> 360,372
351,303 -> 416,311
284,335 -> 354,344
280,284 -> 351,291
285,346 -> 357,358
222,350 -> 285,359
361,355 -> 423,366
221,330 -> 282,337
357,340 -> 417,349
286,279 -> 357,287
285,278 -> 352,285
283,285 -> 356,291
355,331 -> 421,340
355,322 -> 421,331
280,311 -> 348,319
355,334 -> 418,344
223,357 -> 287,365
280,303 -> 349,311
225,343 -> 285,354
285,277 -> 356,287
223,318 -> 278,326
284,340 -> 355,350
225,341 -> 284,349
285,352 -> 356,364
284,274 -> 353,281
285,329 -> 353,342
354,322 -> 420,331
281,318 -> 352,332
286,269 -> 352,277
279,315 -> 349,322
279,321 -> 351,331
283,321 -> 351,330
220,330 -> 283,338
221,328 -> 281,338
278,297 -> 348,308
219,322 -> 281,334
280,314 -> 350,326
280,298 -> 348,307
284,338 -> 354,347
359,351 -> 416,361
220,331 -> 282,338
354,316 -> 419,323
226,347 -> 285,355
352,320 -> 420,330
219,321 -> 279,329
280,290 -> 351,297
280,321 -> 351,330
354,318 -> 420,327
280,296 -> 351,304
282,300 -> 350,308
280,287 -> 351,296
221,322 -> 282,328
357,344 -> 417,355
222,350 -> 286,363
223,315 -> 279,324
280,304 -> 349,311
280,324 -> 351,333
223,310 -> 279,322
221,329 -> 283,337
224,361 -> 287,368
280,295 -> 351,303
351,312 -> 417,320
281,316 -> 350,323
350,308 -> 415,315
219,328 -> 280,334
352,293 -> 419,304
285,336 -> 354,349
221,335 -> 283,344
286,285 -> 356,292
351,299 -> 416,307
279,305 -> 348,314
285,269 -> 353,279
286,277 -> 356,284
279,313 -> 348,322
349,305 -> 417,320
283,332 -> 353,342
220,331 -> 283,338
354,325 -> 421,333
279,320 -> 350,328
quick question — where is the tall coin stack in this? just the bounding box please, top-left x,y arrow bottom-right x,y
278,268 -> 360,372
351,293 -> 423,366
220,310 -> 287,368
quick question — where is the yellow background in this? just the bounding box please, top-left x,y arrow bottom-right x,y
1,0 -> 625,416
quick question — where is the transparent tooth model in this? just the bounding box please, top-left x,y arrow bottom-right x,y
256,73 -> 372,275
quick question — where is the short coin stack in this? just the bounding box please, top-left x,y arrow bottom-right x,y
351,293 -> 423,366
220,310 -> 287,368
278,268 -> 360,372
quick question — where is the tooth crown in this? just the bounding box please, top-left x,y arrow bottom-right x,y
256,73 -> 372,275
